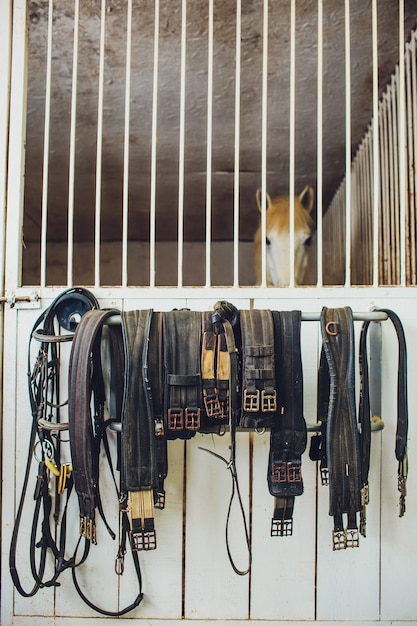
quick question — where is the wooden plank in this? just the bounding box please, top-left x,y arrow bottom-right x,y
184,432 -> 250,619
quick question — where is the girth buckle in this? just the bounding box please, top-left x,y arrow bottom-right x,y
271,518 -> 293,537
287,462 -> 302,482
167,408 -> 184,430
130,526 -> 157,551
154,490 -> 166,510
332,529 -> 346,551
203,391 -> 222,418
271,462 -> 288,483
155,417 -> 165,436
185,407 -> 201,430
345,527 -> 360,548
261,389 -> 277,412
243,388 -> 260,412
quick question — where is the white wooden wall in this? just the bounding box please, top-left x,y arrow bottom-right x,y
2,289 -> 417,626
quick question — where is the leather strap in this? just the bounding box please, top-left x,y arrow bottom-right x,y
163,310 -> 203,438
200,311 -> 229,430
240,309 -> 277,428
320,306 -> 362,550
268,311 -> 307,536
122,309 -> 157,550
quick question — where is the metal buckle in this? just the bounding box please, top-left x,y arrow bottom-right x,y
154,490 -> 166,510
271,518 -> 293,537
332,529 -> 346,551
80,517 -> 97,544
130,528 -> 157,551
287,462 -> 302,482
167,408 -> 184,430
261,389 -> 277,412
203,391 -> 222,418
345,528 -> 360,548
155,417 -> 164,436
320,466 -> 329,486
185,408 -> 201,430
271,462 -> 287,483
243,388 -> 260,412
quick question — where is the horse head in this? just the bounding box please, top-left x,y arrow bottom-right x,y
253,185 -> 314,286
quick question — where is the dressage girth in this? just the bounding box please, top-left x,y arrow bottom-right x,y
163,310 -> 203,438
121,309 -> 158,551
268,310 -> 307,536
239,309 -> 277,429
320,307 -> 362,550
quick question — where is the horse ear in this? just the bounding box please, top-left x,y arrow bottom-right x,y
256,188 -> 272,212
299,185 -> 314,213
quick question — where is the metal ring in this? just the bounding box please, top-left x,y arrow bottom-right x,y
325,321 -> 338,336
255,427 -> 266,435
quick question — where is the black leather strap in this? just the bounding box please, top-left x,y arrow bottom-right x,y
268,310 -> 307,536
320,306 -> 362,550
163,310 -> 203,438
240,309 -> 277,429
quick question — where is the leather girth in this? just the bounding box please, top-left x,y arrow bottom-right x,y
68,308 -> 120,543
163,310 -> 203,439
122,309 -> 157,551
240,309 -> 277,429
268,310 -> 307,536
320,306 -> 362,550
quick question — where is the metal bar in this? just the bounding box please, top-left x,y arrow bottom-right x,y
233,0 -> 241,288
260,0 -> 268,288
344,0 -> 352,287
177,0 -> 187,288
205,0 -> 214,288
67,0 -> 80,288
40,0 -> 53,289
94,0 -> 106,288
316,0 -> 323,287
289,0 -> 296,287
372,0 -> 379,287
398,0 -> 406,286
122,0 -> 133,288
410,33 -> 417,284
149,0 -> 160,288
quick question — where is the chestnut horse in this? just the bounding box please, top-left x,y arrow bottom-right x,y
254,186 -> 314,286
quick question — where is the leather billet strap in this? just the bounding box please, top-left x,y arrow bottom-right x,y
320,307 -> 362,550
376,308 -> 408,516
239,309 -> 277,428
163,310 -> 203,439
200,311 -> 229,429
146,311 -> 168,508
268,311 -> 307,536
309,348 -> 330,485
122,310 -> 157,551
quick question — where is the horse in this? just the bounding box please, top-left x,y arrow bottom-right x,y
253,185 -> 314,286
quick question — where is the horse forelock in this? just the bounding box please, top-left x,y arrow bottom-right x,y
265,195 -> 313,234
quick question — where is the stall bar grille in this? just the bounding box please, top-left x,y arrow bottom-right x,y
16,0 -> 413,290
324,19 -> 416,288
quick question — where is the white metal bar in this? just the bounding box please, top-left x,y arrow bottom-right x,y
40,0 -> 53,289
233,0 -> 241,288
67,0 -> 80,288
344,0 -> 351,287
94,0 -> 106,288
390,72 -> 400,284
372,0 -> 379,287
380,94 -> 390,284
149,0 -> 160,288
260,0 -> 268,288
122,0 -> 133,288
0,0 -> 12,293
289,0 -> 296,287
205,0 -> 214,288
398,0 -> 406,286
405,44 -> 413,284
410,33 -> 417,284
177,0 -> 187,288
4,0 -> 27,292
316,0 -> 323,287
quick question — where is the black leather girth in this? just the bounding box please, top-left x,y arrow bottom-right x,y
320,306 -> 362,550
240,309 -> 277,429
163,310 -> 203,439
69,308 -> 120,544
268,311 -> 307,536
121,309 -> 158,551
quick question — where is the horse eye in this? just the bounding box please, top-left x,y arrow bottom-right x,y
266,237 -> 271,246
304,236 -> 312,247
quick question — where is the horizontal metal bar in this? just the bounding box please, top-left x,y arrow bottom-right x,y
109,421 -> 384,433
105,311 -> 388,326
